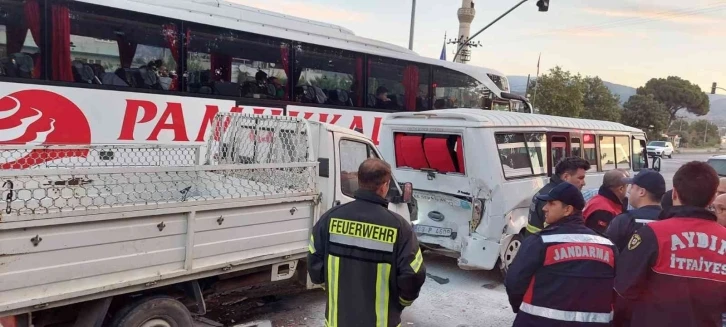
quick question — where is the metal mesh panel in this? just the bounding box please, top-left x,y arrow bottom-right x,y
0,114 -> 316,219
206,112 -> 310,165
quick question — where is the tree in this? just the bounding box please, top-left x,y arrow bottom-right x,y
530,66 -> 584,117
636,76 -> 710,126
686,120 -> 720,147
580,76 -> 621,122
620,94 -> 670,138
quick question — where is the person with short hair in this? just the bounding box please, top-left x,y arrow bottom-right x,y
583,169 -> 629,234
506,182 -> 618,326
605,169 -> 666,251
657,189 -> 674,219
375,86 -> 392,109
524,157 -> 591,237
615,161 -> 726,326
308,158 -> 426,327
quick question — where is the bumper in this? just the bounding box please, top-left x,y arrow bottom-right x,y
421,234 -> 500,270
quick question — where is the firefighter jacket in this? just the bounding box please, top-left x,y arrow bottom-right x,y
307,189 -> 426,327
505,214 -> 618,327
584,186 -> 624,234
524,175 -> 562,237
614,206 -> 726,327
605,204 -> 661,252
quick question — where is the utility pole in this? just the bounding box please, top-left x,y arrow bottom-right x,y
408,0 -> 416,50
705,124 -> 709,145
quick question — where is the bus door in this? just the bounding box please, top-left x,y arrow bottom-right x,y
632,135 -> 648,171
547,132 -> 570,175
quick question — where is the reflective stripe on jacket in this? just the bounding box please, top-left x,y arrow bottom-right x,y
505,215 -> 618,327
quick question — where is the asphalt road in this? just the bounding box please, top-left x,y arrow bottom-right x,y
198,153 -> 715,327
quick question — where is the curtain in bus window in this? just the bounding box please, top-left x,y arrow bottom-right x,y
403,65 -> 419,111
51,3 -> 73,82
5,18 -> 26,55
163,24 -> 180,90
280,44 -> 290,98
210,53 -> 232,82
25,0 -> 41,78
353,57 -> 363,107
116,35 -> 137,68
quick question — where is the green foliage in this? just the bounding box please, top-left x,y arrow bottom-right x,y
620,94 -> 670,137
530,66 -> 585,117
683,119 -> 720,148
636,76 -> 710,125
581,76 -> 621,122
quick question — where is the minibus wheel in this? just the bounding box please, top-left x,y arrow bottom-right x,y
499,234 -> 523,278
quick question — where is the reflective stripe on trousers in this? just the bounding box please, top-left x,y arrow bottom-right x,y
327,255 -> 340,327
519,302 -> 613,324
375,263 -> 392,327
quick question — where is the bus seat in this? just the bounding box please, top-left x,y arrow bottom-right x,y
394,133 -> 406,167
400,135 -> 429,170
214,82 -> 241,97
423,138 -> 456,173
456,136 -> 465,174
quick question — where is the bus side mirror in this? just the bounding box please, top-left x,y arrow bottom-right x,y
652,157 -> 662,172
403,182 -> 413,203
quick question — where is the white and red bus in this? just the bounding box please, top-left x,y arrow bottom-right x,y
0,0 -> 528,156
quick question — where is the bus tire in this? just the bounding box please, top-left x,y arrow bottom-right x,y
109,295 -> 193,327
499,234 -> 523,279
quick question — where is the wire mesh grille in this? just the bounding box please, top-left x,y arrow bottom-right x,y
0,114 -> 316,218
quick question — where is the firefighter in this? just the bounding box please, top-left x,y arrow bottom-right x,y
615,161 -> 726,326
307,158 -> 426,327
605,169 -> 666,252
506,182 -> 618,327
583,169 -> 629,234
524,157 -> 591,237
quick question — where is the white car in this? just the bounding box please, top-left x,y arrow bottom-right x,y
708,155 -> 726,177
647,141 -> 674,158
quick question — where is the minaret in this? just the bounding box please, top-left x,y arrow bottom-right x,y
456,0 -> 476,64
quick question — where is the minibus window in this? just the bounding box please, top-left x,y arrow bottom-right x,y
393,132 -> 464,174
599,136 -> 616,171
583,134 -> 598,168
615,136 -> 632,170
496,133 -> 547,179
571,138 -> 581,157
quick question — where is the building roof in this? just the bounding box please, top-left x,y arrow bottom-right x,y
385,109 -> 644,133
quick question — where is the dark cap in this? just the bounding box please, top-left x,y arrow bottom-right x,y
623,169 -> 666,198
536,182 -> 586,210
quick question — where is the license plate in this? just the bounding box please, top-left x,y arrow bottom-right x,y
414,225 -> 453,237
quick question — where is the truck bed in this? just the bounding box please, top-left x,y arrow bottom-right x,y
0,113 -> 320,315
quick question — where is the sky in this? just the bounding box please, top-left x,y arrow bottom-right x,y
227,0 -> 726,92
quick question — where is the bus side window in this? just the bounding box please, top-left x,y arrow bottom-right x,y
185,24 -> 290,100
293,42 -> 361,107
632,138 -> 646,171
62,2 -> 179,88
0,0 -> 41,80
433,67 -> 494,110
571,137 -> 582,157
367,56 -> 430,111
615,136 -> 632,171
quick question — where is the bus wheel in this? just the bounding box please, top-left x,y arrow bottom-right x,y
499,234 -> 523,279
109,296 -> 193,327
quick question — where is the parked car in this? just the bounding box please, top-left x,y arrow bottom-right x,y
647,141 -> 674,158
708,155 -> 726,176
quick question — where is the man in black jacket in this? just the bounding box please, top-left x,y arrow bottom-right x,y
506,182 -> 618,327
308,158 -> 426,327
524,157 -> 591,237
615,161 -> 726,326
604,169 -> 665,327
605,169 -> 666,252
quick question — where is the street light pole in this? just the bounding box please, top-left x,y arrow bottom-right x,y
408,0 -> 416,50
452,0 -> 529,63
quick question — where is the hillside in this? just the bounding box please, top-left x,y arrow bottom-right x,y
507,75 -> 726,126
